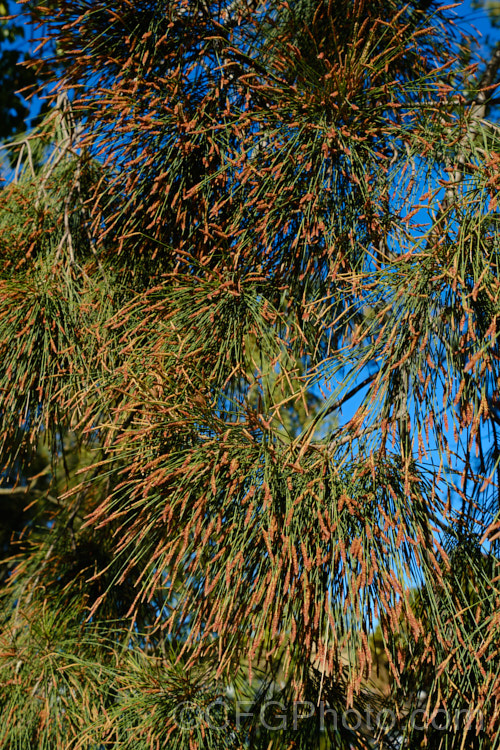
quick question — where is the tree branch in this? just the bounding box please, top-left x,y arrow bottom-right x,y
322,372 -> 378,417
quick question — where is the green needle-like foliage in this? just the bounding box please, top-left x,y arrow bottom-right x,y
1,1 -> 500,748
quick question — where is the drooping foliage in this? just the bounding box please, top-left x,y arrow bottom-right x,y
1,1 -> 500,748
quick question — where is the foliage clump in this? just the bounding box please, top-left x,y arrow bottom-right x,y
1,1 -> 500,748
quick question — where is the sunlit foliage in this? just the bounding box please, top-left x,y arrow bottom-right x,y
1,1 -> 500,748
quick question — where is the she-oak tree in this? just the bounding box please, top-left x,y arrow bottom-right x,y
1,1 -> 500,748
